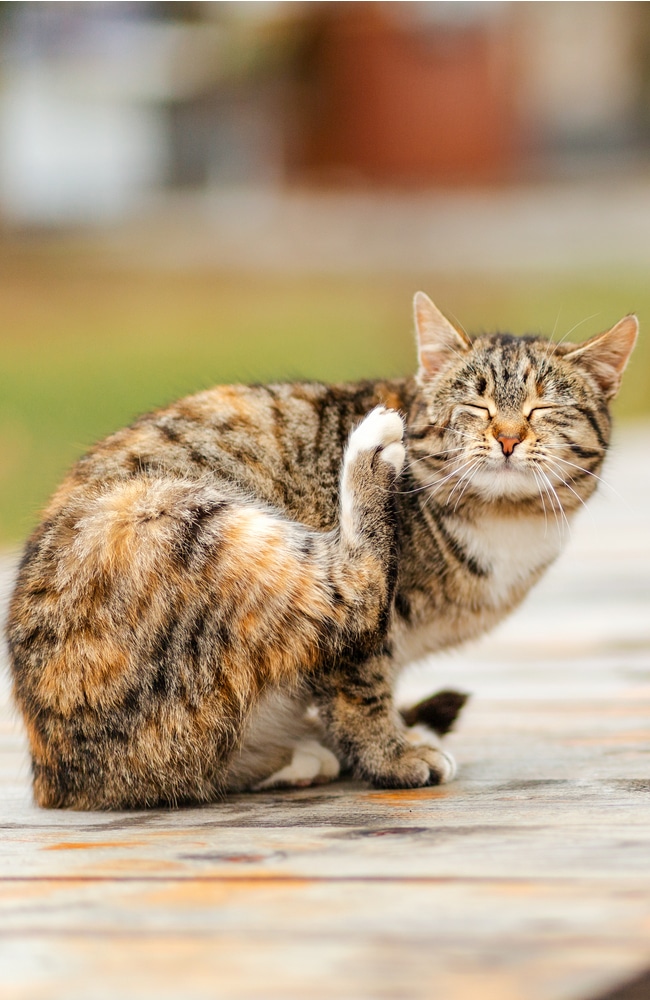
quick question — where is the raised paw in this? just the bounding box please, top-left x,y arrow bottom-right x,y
347,406 -> 406,475
366,744 -> 456,790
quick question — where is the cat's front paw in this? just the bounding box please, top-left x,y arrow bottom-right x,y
365,744 -> 456,789
347,406 -> 406,475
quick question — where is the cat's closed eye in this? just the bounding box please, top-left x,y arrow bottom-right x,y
458,404 -> 492,418
525,404 -> 558,419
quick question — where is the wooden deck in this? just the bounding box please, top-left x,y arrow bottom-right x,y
1,426 -> 649,1000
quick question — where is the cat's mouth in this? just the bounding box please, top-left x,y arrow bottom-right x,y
465,457 -> 539,501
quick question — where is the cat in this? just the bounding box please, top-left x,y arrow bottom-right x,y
5,292 -> 637,809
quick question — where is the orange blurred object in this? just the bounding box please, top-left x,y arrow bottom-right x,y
295,4 -> 520,186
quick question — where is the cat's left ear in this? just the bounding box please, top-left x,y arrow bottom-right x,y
414,292 -> 471,380
564,315 -> 638,399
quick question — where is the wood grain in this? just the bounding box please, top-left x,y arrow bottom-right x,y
1,427 -> 649,1000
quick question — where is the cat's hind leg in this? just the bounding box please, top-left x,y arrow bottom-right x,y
224,688 -> 340,792
253,740 -> 340,791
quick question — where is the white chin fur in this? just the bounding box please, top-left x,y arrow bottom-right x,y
470,465 -> 539,501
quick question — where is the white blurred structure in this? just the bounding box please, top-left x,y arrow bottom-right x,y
0,2 -> 646,226
0,7 -> 180,224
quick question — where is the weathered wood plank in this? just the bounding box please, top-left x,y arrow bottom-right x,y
1,880 -> 649,1000
0,819 -> 648,880
0,426 -> 649,1000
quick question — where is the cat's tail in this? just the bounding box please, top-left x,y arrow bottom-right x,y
400,689 -> 469,736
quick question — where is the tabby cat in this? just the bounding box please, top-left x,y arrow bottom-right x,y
6,293 -> 637,809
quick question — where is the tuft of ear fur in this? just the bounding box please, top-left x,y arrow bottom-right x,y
564,315 -> 638,399
414,292 -> 471,379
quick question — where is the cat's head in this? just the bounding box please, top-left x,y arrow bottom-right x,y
408,292 -> 637,513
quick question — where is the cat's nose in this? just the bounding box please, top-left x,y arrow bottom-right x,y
497,434 -> 521,456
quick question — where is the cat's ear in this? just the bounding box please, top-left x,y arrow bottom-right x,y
564,315 -> 638,399
414,292 -> 471,379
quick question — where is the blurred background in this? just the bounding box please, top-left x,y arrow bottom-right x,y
1,0 -> 649,545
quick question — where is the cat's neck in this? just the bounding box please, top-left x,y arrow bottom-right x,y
448,506 -> 566,597
392,501 -> 566,663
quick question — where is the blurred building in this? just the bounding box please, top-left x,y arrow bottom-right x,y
0,4 -> 173,224
0,1 -> 648,226
289,2 -> 518,185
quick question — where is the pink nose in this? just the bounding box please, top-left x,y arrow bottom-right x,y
497,435 -> 521,456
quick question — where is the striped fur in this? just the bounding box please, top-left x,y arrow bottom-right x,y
6,293 -> 637,809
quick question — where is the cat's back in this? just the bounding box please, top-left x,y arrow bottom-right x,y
48,378 -> 392,530
7,381 -> 339,636
8,375 -> 405,647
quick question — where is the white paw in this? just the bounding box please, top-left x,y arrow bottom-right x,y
254,740 -> 340,791
404,728 -> 456,781
347,406 -> 405,474
404,744 -> 457,785
429,747 -> 456,783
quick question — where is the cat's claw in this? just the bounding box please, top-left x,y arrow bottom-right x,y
368,744 -> 456,789
348,406 -> 406,475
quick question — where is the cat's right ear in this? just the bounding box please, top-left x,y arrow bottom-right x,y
563,315 -> 638,400
414,292 -> 471,379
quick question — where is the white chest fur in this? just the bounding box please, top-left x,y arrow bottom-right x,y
452,513 -> 565,606
393,512 -> 565,666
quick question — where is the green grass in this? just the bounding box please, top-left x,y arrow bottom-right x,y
0,248 -> 648,545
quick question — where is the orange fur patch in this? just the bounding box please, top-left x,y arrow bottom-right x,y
376,386 -> 405,413
37,640 -> 132,716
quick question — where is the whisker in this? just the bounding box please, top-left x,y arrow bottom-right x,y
406,446 -> 465,469
425,458 -> 479,497
537,468 -> 572,536
545,312 -> 601,365
542,316 -> 563,366
551,307 -> 561,340
533,467 -> 563,536
540,449 -> 631,507
451,461 -> 482,512
539,462 -> 588,523
412,431 -> 480,449
448,311 -> 471,340
411,421 -> 482,442
396,457 -> 479,497
531,467 -> 553,537
540,458 -> 592,514
540,311 -> 601,370
562,312 -> 601,342
446,459 -> 482,506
